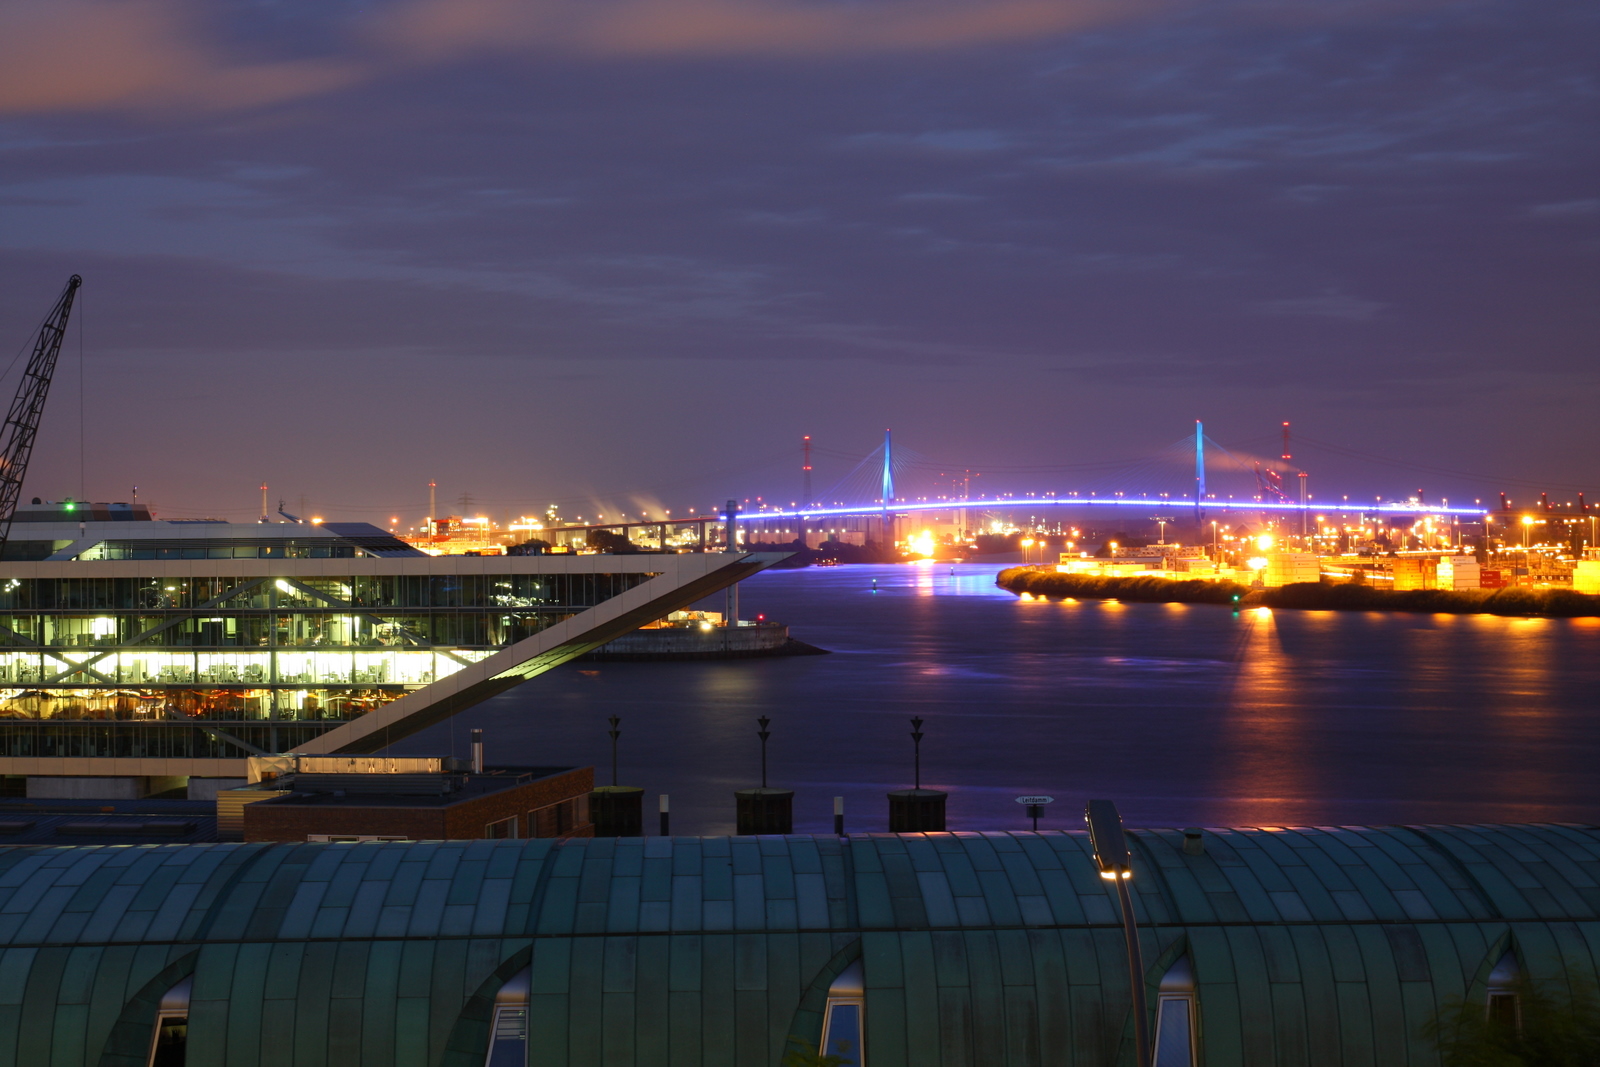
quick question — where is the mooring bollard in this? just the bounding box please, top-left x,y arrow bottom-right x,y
888,788 -> 947,832
589,786 -> 644,837
735,788 -> 794,834
659,794 -> 671,837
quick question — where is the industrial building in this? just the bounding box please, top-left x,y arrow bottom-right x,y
0,823 -> 1595,1065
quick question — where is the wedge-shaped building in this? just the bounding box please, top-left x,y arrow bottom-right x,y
0,503 -> 779,796
0,824 -> 1596,1066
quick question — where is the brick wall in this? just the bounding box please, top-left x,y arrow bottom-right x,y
245,766 -> 594,842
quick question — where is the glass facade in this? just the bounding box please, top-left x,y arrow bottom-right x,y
80,541 -> 365,560
0,570 -> 656,755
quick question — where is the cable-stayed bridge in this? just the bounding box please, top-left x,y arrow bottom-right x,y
745,424 -> 1494,525
537,424 -> 1600,550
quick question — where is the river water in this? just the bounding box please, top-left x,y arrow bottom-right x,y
401,563 -> 1600,835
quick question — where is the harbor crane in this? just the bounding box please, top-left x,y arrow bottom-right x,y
0,275 -> 82,556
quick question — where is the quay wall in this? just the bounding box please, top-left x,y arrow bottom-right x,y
997,566 -> 1600,616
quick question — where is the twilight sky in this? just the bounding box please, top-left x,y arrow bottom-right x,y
0,0 -> 1595,525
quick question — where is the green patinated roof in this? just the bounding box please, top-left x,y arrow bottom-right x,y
0,824 -> 1596,1066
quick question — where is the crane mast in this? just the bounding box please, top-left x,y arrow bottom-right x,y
0,275 -> 82,556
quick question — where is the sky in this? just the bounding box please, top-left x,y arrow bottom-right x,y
0,0 -> 1595,526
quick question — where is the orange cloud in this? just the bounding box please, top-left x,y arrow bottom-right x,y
0,0 -> 363,114
375,0 -> 1145,59
0,0 -> 1152,116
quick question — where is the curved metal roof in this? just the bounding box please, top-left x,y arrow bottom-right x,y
0,824 -> 1596,1065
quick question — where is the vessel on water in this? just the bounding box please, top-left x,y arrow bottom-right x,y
584,609 -> 826,661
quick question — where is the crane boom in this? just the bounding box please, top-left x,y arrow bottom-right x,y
0,274 -> 82,556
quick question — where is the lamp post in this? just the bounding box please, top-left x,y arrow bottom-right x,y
910,717 -> 924,789
888,716 -> 944,831
757,715 -> 771,789
590,715 -> 642,837
735,715 -> 792,834
1086,800 -> 1150,1067
607,715 -> 621,786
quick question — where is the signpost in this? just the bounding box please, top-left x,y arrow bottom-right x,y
1015,795 -> 1054,831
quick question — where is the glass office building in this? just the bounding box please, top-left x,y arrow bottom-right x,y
0,503 -> 764,792
0,567 -> 654,759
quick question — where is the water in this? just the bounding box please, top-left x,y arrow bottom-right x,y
399,563 -> 1600,834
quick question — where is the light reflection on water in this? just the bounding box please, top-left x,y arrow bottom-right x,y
400,564 -> 1600,834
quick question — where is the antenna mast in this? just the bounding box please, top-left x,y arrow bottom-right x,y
0,275 -> 82,556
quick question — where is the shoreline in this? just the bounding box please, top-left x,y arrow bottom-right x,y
996,566 -> 1600,617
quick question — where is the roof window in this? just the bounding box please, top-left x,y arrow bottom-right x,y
821,959 -> 865,1066
1154,957 -> 1197,1067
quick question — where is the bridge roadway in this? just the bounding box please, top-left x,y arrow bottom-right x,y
748,495 -> 1490,521
534,497 -> 1489,552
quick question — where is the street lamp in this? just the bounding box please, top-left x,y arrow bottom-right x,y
1086,800 -> 1149,1067
1021,537 -> 1035,564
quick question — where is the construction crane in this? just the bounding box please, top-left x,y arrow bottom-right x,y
0,275 -> 82,556
1252,461 -> 1289,503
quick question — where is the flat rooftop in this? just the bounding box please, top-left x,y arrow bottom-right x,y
259,765 -> 581,808
0,797 -> 217,845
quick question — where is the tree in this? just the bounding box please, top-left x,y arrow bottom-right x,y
1425,971 -> 1600,1067
780,1038 -> 849,1067
585,529 -> 638,554
506,539 -> 551,555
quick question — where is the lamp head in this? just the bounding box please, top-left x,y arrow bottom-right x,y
1085,799 -> 1133,880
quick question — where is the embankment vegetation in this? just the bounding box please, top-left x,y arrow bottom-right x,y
996,567 -> 1600,617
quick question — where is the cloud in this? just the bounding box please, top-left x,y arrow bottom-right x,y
0,0 -> 1153,116
372,0 -> 1147,60
1249,290 -> 1386,321
1526,199 -> 1600,219
847,129 -> 1012,153
0,0 -> 363,114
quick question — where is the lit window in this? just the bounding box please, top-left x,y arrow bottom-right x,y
485,968 -> 530,1067
1153,957 -> 1197,1067
820,960 -> 865,1066
147,976 -> 191,1067
1486,951 -> 1520,1030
